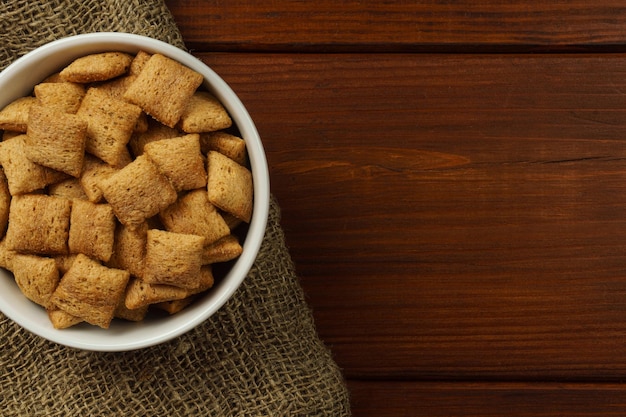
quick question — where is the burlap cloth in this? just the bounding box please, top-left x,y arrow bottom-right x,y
0,2 -> 351,416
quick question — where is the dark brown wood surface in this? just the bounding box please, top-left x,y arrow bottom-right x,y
168,0 -> 626,52
166,1 -> 626,415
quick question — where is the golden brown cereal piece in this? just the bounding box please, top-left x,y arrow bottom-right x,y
200,131 -> 247,166
207,151 -> 253,223
78,155 -> 117,203
107,221 -> 147,278
34,82 -> 86,114
68,200 -> 116,262
99,154 -> 178,228
160,189 -> 230,246
5,195 -> 71,255
25,105 -> 87,177
12,254 -> 59,308
143,134 -> 206,191
0,96 -> 36,132
48,178 -> 88,201
153,266 -> 214,312
0,169 -> 10,239
202,234 -> 243,264
124,277 -> 188,310
54,254 -> 78,275
50,253 -> 130,329
143,229 -> 205,290
47,307 -> 83,329
114,298 -> 148,322
178,91 -> 232,133
128,118 -> 180,157
92,89 -> 155,138
59,52 -> 133,83
130,51 -> 152,75
101,155 -> 177,228
77,88 -> 142,166
123,53 -> 203,128
0,135 -> 68,195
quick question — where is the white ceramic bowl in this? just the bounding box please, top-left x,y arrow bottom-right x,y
0,33 -> 270,351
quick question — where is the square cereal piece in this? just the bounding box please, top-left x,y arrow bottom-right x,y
47,307 -> 83,329
6,195 -> 71,255
0,96 -> 36,132
207,151 -> 253,223
79,155 -> 118,203
59,52 -> 133,83
202,234 -> 243,264
48,178 -> 88,201
178,91 -> 232,133
0,135 -> 68,195
143,134 -> 206,191
77,88 -> 142,166
99,154 -> 177,228
160,189 -> 230,246
143,229 -> 204,290
34,82 -> 86,114
123,53 -> 203,128
200,131 -> 247,166
128,118 -> 180,157
50,254 -> 130,329
130,51 -> 152,75
25,105 -> 87,177
12,254 -> 60,308
124,277 -> 188,310
107,221 -> 147,278
68,200 -> 116,262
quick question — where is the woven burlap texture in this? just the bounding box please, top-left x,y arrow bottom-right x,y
0,1 -> 351,416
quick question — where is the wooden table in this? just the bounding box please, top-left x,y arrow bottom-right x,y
166,2 -> 626,415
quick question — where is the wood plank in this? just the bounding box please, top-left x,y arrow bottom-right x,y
195,52 -> 626,380
348,380 -> 626,417
166,0 -> 626,52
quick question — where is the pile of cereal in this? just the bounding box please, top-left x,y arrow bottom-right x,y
0,51 -> 253,329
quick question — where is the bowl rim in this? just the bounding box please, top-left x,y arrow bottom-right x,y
0,32 -> 270,351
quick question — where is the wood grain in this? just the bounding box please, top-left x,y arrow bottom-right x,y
165,2 -> 626,415
195,52 -> 626,380
165,0 -> 626,52
349,381 -> 626,417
